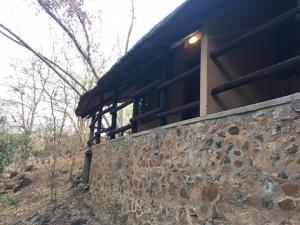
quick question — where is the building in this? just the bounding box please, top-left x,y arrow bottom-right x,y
76,0 -> 300,138
76,0 -> 300,224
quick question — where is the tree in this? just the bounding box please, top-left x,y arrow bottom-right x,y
0,0 -> 137,187
2,59 -> 48,136
124,0 -> 136,54
0,116 -> 14,175
0,115 -> 33,175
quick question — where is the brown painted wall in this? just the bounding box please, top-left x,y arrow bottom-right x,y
200,0 -> 300,116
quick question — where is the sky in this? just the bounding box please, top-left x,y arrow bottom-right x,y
0,0 -> 185,97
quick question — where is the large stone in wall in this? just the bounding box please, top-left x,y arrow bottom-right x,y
90,95 -> 300,225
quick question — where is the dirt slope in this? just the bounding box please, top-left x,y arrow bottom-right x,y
0,153 -> 103,225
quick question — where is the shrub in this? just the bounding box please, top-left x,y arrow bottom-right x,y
0,116 -> 15,174
0,116 -> 33,175
0,192 -> 20,210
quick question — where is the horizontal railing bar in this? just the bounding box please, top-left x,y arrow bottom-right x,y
91,80 -> 160,126
157,101 -> 200,118
130,108 -> 161,123
133,79 -> 161,97
110,99 -> 133,114
97,127 -> 113,134
87,83 -> 133,120
90,107 -> 113,127
110,79 -> 161,114
98,55 -> 162,93
87,56 -> 163,117
107,124 -> 132,137
101,82 -> 133,106
101,74 -> 138,94
210,6 -> 300,58
158,65 -> 200,89
211,54 -> 300,94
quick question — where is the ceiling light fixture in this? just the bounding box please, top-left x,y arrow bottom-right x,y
188,33 -> 201,45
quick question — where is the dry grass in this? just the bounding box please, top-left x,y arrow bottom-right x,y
0,151 -> 85,225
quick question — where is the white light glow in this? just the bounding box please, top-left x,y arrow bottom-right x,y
188,33 -> 201,45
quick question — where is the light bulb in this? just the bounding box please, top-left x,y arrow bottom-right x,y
188,33 -> 201,45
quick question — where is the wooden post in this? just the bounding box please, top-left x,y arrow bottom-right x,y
132,96 -> 139,133
82,114 -> 95,186
159,55 -> 168,126
131,72 -> 140,134
95,95 -> 103,144
110,89 -> 118,139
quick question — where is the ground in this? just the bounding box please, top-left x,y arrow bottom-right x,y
0,152 -> 106,225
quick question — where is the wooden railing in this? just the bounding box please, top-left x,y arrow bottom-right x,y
210,5 -> 300,95
88,60 -> 200,143
210,6 -> 300,59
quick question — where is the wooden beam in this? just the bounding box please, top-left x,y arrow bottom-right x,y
157,101 -> 200,118
131,98 -> 139,133
91,79 -> 160,127
90,106 -> 113,127
130,107 -> 160,123
84,55 -> 164,118
95,112 -> 102,144
96,55 -> 163,96
110,79 -> 161,114
159,56 -> 168,126
94,127 -> 113,135
110,99 -> 133,114
110,89 -> 118,139
210,6 -> 300,58
95,95 -> 103,144
158,65 -> 200,89
133,80 -> 161,97
211,54 -> 300,94
107,124 -> 132,137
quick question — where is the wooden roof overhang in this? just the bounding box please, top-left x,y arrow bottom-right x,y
75,0 -> 234,118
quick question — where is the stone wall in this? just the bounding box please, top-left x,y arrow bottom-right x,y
90,94 -> 300,225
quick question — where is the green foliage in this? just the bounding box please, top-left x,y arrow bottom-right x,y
32,150 -> 47,158
0,116 -> 14,174
0,192 -> 20,210
124,105 -> 133,119
106,198 -> 122,223
0,115 -> 33,175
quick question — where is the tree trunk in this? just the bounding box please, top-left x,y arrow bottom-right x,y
82,115 -> 95,185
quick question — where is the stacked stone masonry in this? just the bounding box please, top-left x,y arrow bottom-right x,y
90,96 -> 300,225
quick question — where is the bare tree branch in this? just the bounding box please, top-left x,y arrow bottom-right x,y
0,24 -> 82,96
43,56 -> 87,91
37,0 -> 100,80
77,14 -> 91,59
125,0 -> 135,54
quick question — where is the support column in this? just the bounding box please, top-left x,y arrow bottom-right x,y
200,22 -> 209,116
159,55 -> 168,126
82,114 -> 95,186
95,95 -> 103,144
110,89 -> 118,139
132,96 -> 139,133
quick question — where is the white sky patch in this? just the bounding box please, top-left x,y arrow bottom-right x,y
0,0 -> 185,97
